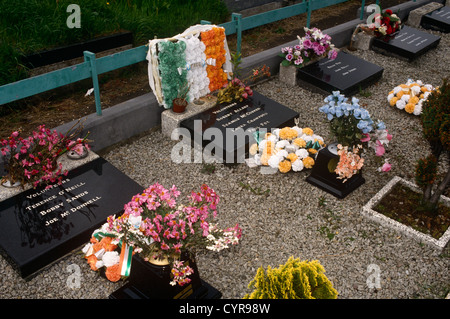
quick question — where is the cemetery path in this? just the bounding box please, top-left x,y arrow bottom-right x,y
0,0 -> 408,139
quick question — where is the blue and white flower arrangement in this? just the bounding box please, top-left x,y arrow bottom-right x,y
319,91 -> 393,173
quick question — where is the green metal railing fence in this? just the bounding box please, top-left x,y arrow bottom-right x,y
0,0 -> 409,115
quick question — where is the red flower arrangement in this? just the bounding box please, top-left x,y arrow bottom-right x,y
370,9 -> 401,38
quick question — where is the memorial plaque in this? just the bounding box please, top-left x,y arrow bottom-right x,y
0,157 -> 143,279
179,91 -> 299,164
306,144 -> 365,199
372,25 -> 441,60
421,6 -> 450,33
296,52 -> 384,96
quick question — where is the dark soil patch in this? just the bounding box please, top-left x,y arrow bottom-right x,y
374,183 -> 450,240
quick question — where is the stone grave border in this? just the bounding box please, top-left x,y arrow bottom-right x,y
361,176 -> 450,252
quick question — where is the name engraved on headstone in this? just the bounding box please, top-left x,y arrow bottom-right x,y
372,25 -> 441,60
297,52 -> 383,95
421,6 -> 450,33
179,92 -> 299,163
0,157 -> 143,279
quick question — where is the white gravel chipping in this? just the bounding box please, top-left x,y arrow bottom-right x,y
0,28 -> 449,299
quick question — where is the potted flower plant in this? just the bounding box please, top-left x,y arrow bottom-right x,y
279,27 -> 338,85
83,183 -> 242,289
172,82 -> 190,113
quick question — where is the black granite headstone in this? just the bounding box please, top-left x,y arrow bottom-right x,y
371,25 -> 441,60
296,52 -> 384,95
306,144 -> 365,199
0,157 -> 143,279
179,91 -> 299,164
109,254 -> 221,299
421,6 -> 450,33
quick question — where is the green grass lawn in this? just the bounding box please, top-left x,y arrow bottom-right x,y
0,0 -> 229,86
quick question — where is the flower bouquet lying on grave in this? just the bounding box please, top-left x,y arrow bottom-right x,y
279,27 -> 338,68
216,52 -> 271,104
83,183 -> 242,286
368,8 -> 401,38
0,123 -> 90,189
247,123 -> 325,173
319,91 -> 392,182
350,7 -> 402,48
387,79 -> 435,115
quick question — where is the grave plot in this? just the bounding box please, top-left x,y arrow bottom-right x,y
421,5 -> 450,33
0,157 -> 143,279
371,25 -> 441,61
179,91 -> 299,164
296,51 -> 384,95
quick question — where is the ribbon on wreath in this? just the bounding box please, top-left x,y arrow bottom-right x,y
118,241 -> 133,277
87,230 -> 134,278
306,140 -> 321,150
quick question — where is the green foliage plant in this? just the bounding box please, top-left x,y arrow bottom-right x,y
244,256 -> 338,299
415,78 -> 450,210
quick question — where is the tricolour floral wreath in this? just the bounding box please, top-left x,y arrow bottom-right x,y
247,126 -> 325,173
387,79 -> 435,115
147,25 -> 232,109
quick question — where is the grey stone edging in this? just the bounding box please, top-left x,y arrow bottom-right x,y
361,176 -> 450,252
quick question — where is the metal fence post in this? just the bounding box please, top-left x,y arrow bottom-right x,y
307,0 -> 312,28
232,13 -> 242,56
83,51 -> 102,116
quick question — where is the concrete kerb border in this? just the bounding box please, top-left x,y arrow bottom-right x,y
2,0 -> 441,157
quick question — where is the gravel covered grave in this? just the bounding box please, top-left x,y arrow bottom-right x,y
0,28 -> 449,299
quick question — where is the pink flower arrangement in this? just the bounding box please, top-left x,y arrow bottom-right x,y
280,27 -> 338,68
1,124 -> 89,189
85,183 -> 242,286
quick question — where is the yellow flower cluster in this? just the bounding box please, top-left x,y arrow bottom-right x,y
387,80 -> 434,116
248,126 -> 325,173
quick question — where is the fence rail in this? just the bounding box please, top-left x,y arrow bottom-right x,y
0,0 -> 403,114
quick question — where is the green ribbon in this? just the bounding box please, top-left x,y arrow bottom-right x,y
306,140 -> 321,150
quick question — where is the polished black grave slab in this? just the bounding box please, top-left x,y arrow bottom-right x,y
109,255 -> 222,299
421,6 -> 450,33
306,144 -> 365,199
0,157 -> 143,279
371,25 -> 441,60
179,91 -> 299,164
296,52 -> 384,95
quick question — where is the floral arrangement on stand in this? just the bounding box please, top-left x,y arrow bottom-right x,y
201,26 -> 228,92
319,91 -> 392,181
182,36 -> 210,102
387,79 -> 435,115
147,24 -> 232,109
279,27 -> 338,68
247,123 -> 325,173
0,123 -> 89,189
157,40 -> 190,109
83,183 -> 242,286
